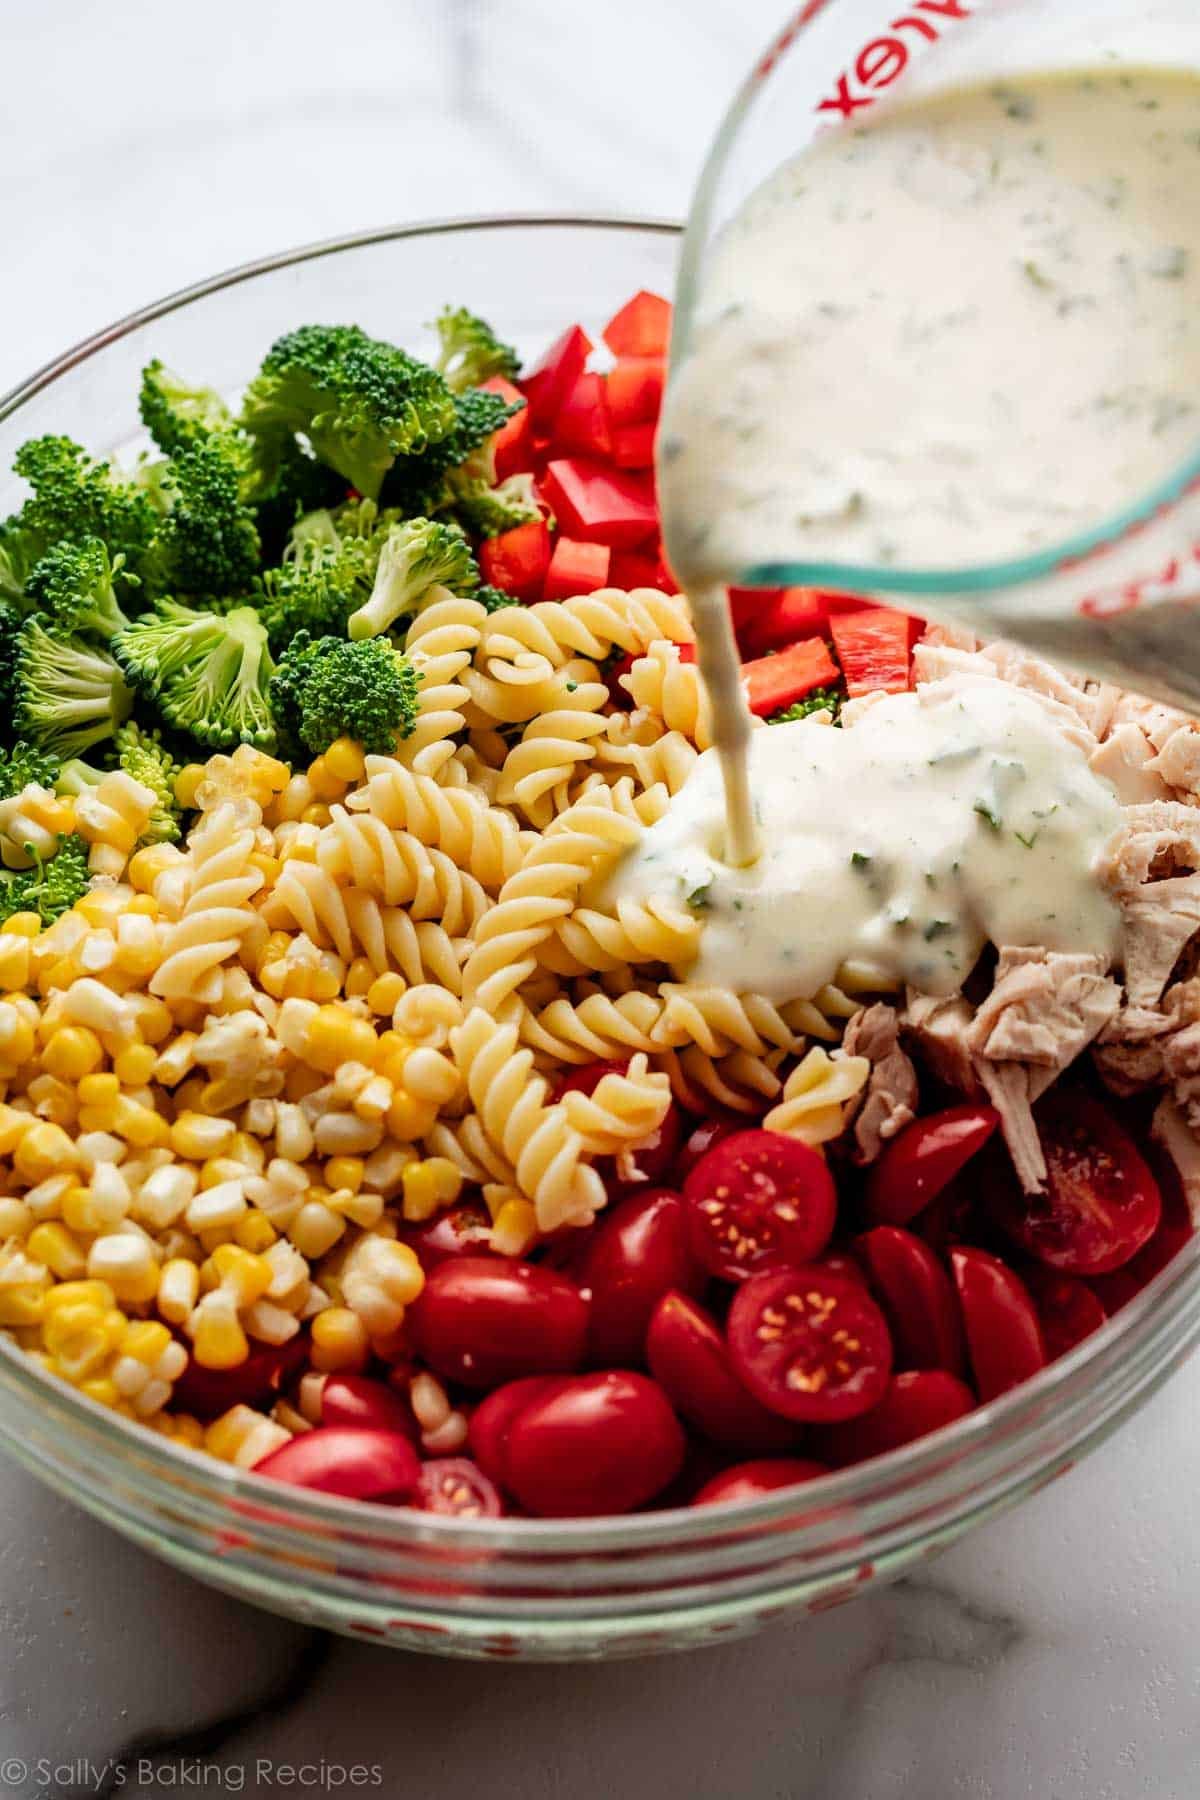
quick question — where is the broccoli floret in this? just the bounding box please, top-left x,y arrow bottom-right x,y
114,599 -> 275,751
0,598 -> 26,715
141,437 -> 261,599
258,538 -> 380,651
252,436 -> 348,560
347,518 -> 478,641
239,324 -> 459,501
450,471 -> 541,540
379,385 -> 519,516
139,360 -> 234,455
24,537 -> 133,640
475,583 -> 520,614
433,306 -> 520,393
270,631 -> 420,757
0,516 -> 42,604
113,720 -> 183,843
14,616 -> 133,758
12,436 -> 159,573
768,687 -> 843,725
0,741 -> 61,802
0,835 -> 90,927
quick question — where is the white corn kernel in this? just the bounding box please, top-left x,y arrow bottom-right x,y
133,1164 -> 197,1230
185,1179 -> 247,1233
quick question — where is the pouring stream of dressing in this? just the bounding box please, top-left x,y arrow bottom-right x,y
656,64 -> 1200,905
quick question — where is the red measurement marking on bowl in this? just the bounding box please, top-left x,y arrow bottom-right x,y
815,0 -> 974,121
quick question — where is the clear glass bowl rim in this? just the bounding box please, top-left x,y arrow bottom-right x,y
1,211 -> 1198,1569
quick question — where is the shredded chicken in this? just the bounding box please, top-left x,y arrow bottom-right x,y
1152,1097 -> 1200,1224
1088,722 -> 1170,806
840,1003 -> 919,1164
900,990 -> 980,1096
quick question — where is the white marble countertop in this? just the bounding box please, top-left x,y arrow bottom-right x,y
4,4 -> 1200,1796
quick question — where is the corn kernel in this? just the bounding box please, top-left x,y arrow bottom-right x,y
205,1403 -> 290,1468
78,1376 -> 122,1410
305,756 -> 346,802
87,1233 -> 159,1304
490,1198 -> 538,1258
174,765 -> 206,810
401,1156 -> 462,1223
343,957 -> 374,999
14,1122 -> 77,1183
288,1201 -> 345,1260
78,1073 -> 120,1108
304,1005 -> 378,1075
232,1211 -> 277,1253
248,851 -> 282,884
171,1112 -> 237,1160
309,1306 -> 370,1373
300,803 -> 332,827
365,973 -> 406,1017
157,1258 -> 200,1325
324,1156 -> 364,1194
185,1180 -> 247,1233
189,1289 -> 249,1370
111,1042 -> 157,1086
384,1088 -> 435,1142
1,913 -> 41,939
324,737 -> 366,783
27,1222 -> 87,1279
210,1243 -> 273,1307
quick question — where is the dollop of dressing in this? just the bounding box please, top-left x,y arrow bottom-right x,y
595,677 -> 1122,1002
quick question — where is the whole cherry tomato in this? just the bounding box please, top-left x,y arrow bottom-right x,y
691,1458 -> 829,1506
683,1129 -> 836,1282
320,1373 -> 418,1439
467,1375 -> 574,1485
171,1334 -> 308,1422
950,1247 -> 1045,1401
581,1187 -> 699,1365
646,1291 -> 797,1452
504,1372 -> 686,1516
254,1427 -> 420,1502
811,1370 -> 975,1467
1021,1267 -> 1107,1360
407,1257 -> 589,1391
727,1266 -> 893,1423
993,1091 -> 1161,1275
864,1105 -> 1000,1227
854,1226 -> 966,1375
398,1200 -> 494,1270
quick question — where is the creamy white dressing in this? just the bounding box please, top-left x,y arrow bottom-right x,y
597,676 -> 1122,1003
661,67 -> 1200,582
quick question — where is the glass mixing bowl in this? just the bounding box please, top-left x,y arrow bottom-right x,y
2,218 -> 1200,1660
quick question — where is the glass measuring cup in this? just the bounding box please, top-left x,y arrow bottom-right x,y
665,0 -> 1200,708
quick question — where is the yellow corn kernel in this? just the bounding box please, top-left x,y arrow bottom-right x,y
249,850 -> 282,885
129,995 -> 173,1045
157,1411 -> 205,1449
126,894 -> 159,917
232,1210 -> 277,1253
324,1156 -> 364,1194
0,1287 -> 47,1327
205,1403 -> 290,1468
115,1099 -> 170,1149
24,1074 -> 77,1129
0,1198 -> 32,1238
78,1072 -> 120,1109
171,1112 -> 236,1161
343,957 -> 374,1000
385,1088 -> 435,1142
0,936 -> 31,990
157,1258 -> 200,1325
401,1156 -> 463,1224
14,1121 -> 77,1183
43,1024 -> 105,1080
310,1306 -> 370,1373
42,1278 -> 115,1315
174,764 -> 207,810
366,973 -> 406,1017
288,1201 -> 346,1261
126,844 -> 175,892
209,1243 -> 273,1307
0,1007 -> 35,1068
490,1198 -> 538,1258
305,756 -> 347,802
190,1291 -> 249,1371
27,1222 -> 87,1279
87,1233 -> 160,1305
324,737 -> 366,783
77,1376 -> 122,1410
112,1042 -> 157,1086
1,913 -> 42,939
119,1317 -> 174,1366
304,1005 -> 377,1076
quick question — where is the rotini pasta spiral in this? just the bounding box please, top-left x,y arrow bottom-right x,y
518,983 -> 671,1064
349,758 -> 534,891
558,1052 -> 672,1154
652,1045 -> 787,1114
620,641 -> 713,749
494,668 -> 611,826
150,800 -> 268,1006
267,861 -> 468,992
392,594 -> 487,780
314,807 -> 492,934
763,1047 -> 872,1145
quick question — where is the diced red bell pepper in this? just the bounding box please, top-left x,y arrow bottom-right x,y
609,549 -> 661,591
602,291 -> 672,358
612,422 -> 657,469
727,585 -> 783,631
742,638 -> 840,717
829,606 -> 913,697
552,372 -> 612,459
521,324 -> 592,429
543,536 -> 611,602
738,586 -> 828,657
479,519 -> 552,601
606,357 -> 666,427
479,376 -> 531,480
541,457 -> 659,549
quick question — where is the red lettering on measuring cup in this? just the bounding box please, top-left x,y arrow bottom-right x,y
818,0 -> 973,118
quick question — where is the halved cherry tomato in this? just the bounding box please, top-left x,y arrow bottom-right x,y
413,1458 -> 504,1518
950,1247 -> 1045,1401
553,1058 -> 629,1100
581,1187 -> 698,1366
691,1457 -> 829,1506
623,1100 -> 684,1185
810,1370 -> 975,1468
543,536 -> 611,602
503,1371 -> 685,1516
855,1226 -> 966,1375
742,638 -> 840,717
682,1129 -> 837,1282
254,1427 -> 420,1502
601,290 -> 672,358
727,1266 -> 893,1423
541,457 -> 658,548
398,1199 -> 494,1270
865,1105 -> 1000,1227
521,323 -> 592,428
606,356 -> 666,427
551,372 -> 613,459
646,1291 -> 797,1452
1090,1135 -> 1194,1311
320,1373 -> 418,1438
479,518 -> 551,600
480,375 -> 531,479
407,1257 -> 589,1391
1021,1266 -> 1107,1360
993,1091 -> 1162,1276
673,1112 -> 745,1184
829,606 -> 912,695
171,1334 -> 308,1421
467,1375 -> 573,1485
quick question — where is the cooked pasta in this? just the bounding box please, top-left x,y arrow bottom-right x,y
763,1047 -> 872,1146
619,640 -> 714,749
